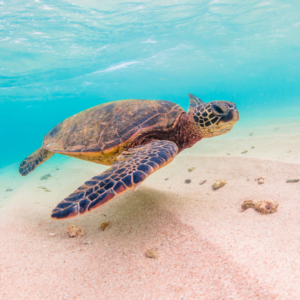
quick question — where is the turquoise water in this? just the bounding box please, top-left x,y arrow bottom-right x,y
1,0 -> 300,169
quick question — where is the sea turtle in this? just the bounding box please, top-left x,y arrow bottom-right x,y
19,95 -> 239,219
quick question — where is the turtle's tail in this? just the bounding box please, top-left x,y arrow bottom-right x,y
19,147 -> 54,176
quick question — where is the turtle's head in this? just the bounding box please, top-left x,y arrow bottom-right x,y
187,94 -> 239,138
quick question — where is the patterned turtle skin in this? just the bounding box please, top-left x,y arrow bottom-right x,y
19,95 -> 239,219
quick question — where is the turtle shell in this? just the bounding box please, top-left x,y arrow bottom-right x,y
43,99 -> 183,162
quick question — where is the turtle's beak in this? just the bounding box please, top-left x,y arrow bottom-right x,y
231,109 -> 240,122
217,109 -> 239,128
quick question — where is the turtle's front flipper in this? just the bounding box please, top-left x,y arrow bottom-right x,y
19,147 -> 54,176
51,140 -> 178,219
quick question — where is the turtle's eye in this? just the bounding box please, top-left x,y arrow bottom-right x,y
211,105 -> 225,115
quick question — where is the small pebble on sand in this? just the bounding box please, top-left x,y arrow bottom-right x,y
40,174 -> 51,181
227,153 -> 231,155
249,132 -> 254,136
5,188 -> 13,192
188,167 -> 195,172
254,200 -> 279,214
145,249 -> 158,259
66,224 -> 84,238
286,178 -> 300,183
256,176 -> 265,184
199,180 -> 207,185
255,177 -> 265,184
212,180 -> 227,190
165,178 -> 169,181
185,179 -> 191,184
241,150 -> 248,154
99,222 -> 110,231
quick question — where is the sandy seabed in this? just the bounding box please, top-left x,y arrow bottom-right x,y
1,119 -> 300,300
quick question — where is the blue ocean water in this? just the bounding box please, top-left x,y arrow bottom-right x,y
1,0 -> 300,170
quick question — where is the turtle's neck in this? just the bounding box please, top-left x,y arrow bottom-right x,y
127,111 -> 202,152
173,112 -> 202,152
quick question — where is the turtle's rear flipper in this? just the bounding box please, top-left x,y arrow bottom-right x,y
19,147 -> 54,176
51,140 -> 178,219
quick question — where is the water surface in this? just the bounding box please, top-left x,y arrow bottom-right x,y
1,0 -> 300,169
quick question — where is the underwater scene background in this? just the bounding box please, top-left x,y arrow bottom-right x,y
1,0 -> 300,169
2,2 -> 300,299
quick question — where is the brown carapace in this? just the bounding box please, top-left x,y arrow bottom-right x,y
19,95 -> 239,219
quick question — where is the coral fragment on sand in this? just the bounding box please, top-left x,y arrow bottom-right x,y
99,222 -> 110,231
38,186 -> 50,192
66,224 -> 84,238
212,180 -> 227,190
199,180 -> 207,185
146,249 -> 158,259
188,167 -> 195,172
286,179 -> 300,183
254,200 -> 279,214
241,200 -> 255,210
